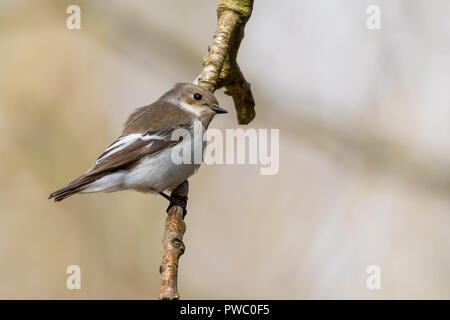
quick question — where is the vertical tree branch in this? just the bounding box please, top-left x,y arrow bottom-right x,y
159,0 -> 255,300
198,0 -> 255,124
159,181 -> 188,300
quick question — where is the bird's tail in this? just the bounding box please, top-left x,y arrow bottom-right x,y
49,172 -> 102,201
48,184 -> 87,202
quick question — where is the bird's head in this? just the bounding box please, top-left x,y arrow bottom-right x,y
172,83 -> 227,120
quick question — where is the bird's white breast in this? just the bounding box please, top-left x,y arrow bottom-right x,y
124,138 -> 202,193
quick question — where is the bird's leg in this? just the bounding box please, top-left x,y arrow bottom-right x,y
158,191 -> 188,218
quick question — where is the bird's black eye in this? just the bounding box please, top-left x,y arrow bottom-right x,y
194,93 -> 202,100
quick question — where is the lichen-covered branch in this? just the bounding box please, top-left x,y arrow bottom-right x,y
198,0 -> 255,124
159,0 -> 255,300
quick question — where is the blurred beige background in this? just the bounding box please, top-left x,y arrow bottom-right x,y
0,0 -> 449,299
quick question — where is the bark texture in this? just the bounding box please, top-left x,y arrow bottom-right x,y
159,181 -> 188,300
198,0 -> 255,124
159,0 -> 254,300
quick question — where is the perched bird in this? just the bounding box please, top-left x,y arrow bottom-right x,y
49,83 -> 227,215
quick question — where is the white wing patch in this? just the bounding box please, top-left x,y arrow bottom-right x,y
95,133 -> 163,165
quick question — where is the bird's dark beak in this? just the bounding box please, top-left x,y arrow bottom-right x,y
210,105 -> 228,114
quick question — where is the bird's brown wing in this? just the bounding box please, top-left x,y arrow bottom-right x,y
122,100 -> 192,135
48,125 -> 188,201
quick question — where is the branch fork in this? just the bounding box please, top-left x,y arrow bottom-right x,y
159,0 -> 254,300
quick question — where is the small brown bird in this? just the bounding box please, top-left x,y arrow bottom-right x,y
49,83 -> 227,214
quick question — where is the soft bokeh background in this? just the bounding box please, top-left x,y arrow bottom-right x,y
1,0 -> 449,299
